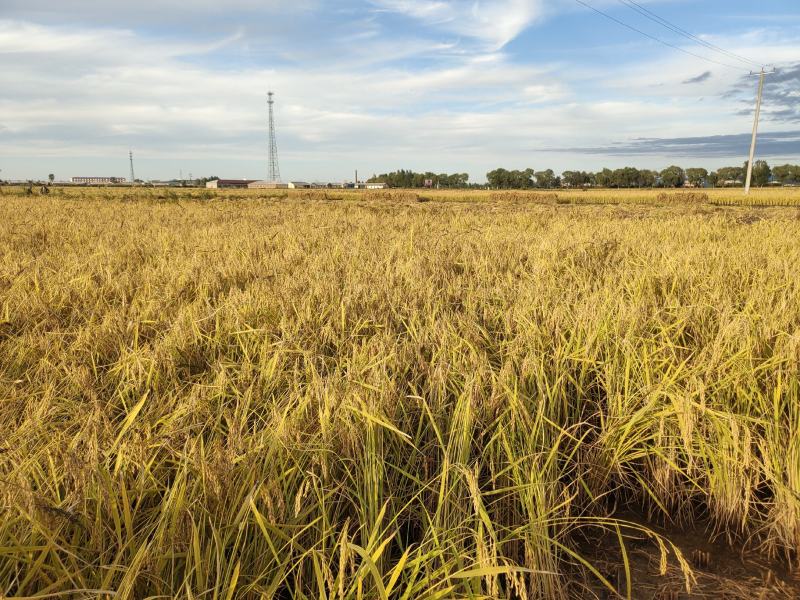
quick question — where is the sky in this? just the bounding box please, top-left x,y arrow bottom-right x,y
1,0 -> 798,183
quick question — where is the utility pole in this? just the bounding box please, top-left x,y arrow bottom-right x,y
744,68 -> 766,195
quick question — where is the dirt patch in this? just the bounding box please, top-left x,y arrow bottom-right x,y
572,514 -> 800,599
734,213 -> 764,225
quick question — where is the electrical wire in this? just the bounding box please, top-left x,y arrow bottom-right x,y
572,0 -> 752,72
616,0 -> 761,68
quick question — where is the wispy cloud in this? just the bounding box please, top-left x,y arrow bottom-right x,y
370,0 -> 545,49
726,62 -> 800,123
548,131 -> 800,157
683,71 -> 712,84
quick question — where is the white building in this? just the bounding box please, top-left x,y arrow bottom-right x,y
207,179 -> 257,189
71,176 -> 126,184
248,181 -> 289,189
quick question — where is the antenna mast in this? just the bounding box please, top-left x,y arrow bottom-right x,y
267,92 -> 281,182
129,150 -> 136,185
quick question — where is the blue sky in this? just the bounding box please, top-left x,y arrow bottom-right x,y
1,0 -> 798,183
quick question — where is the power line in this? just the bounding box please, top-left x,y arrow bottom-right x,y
572,0 -> 751,72
617,0 -> 761,68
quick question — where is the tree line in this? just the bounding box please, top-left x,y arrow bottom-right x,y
367,170 -> 471,189
489,161 -> 779,189
368,162 -> 800,189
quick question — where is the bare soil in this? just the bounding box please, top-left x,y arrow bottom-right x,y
572,514 -> 800,599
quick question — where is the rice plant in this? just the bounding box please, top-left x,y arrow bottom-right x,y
0,189 -> 798,598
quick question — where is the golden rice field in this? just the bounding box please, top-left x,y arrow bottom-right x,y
1,186 -> 800,599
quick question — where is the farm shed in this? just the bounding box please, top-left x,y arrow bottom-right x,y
206,179 -> 257,189
248,181 -> 290,189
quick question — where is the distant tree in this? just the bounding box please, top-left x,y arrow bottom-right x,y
750,160 -> 772,187
48,173 -> 55,184
561,170 -> 597,187
707,171 -> 719,187
772,164 -> 800,185
594,168 -> 614,188
520,168 -> 536,189
660,165 -> 686,188
716,166 -> 744,186
535,169 -> 557,189
486,168 -> 535,189
638,169 -> 657,188
610,167 -> 644,188
368,170 -> 469,188
561,171 -> 576,187
685,168 -> 708,187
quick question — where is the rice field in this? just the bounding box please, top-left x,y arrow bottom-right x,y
1,186 -> 799,598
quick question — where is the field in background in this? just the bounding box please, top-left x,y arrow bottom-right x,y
4,184 -> 800,207
1,189 -> 800,598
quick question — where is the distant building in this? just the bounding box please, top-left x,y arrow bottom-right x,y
351,182 -> 388,189
248,180 -> 289,189
206,179 -> 257,189
288,181 -> 311,189
71,176 -> 126,184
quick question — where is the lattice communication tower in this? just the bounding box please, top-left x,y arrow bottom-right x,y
267,92 -> 281,182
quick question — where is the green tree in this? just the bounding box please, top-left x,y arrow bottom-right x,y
772,164 -> 800,185
716,167 -> 744,186
594,168 -> 614,188
685,168 -> 708,187
561,171 -> 596,187
368,170 -> 470,189
535,169 -> 557,188
638,170 -> 657,188
659,165 -> 686,188
610,167 -> 643,188
487,168 -> 535,189
48,174 -> 55,184
750,160 -> 772,187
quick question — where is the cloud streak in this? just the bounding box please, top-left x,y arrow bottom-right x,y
549,131 -> 800,158
727,62 -> 800,123
370,0 -> 545,49
683,71 -> 712,84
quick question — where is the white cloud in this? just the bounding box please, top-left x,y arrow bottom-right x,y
0,0 -> 314,20
0,20 -> 243,60
0,17 -> 569,179
1,9 -> 798,182
371,0 -> 546,49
